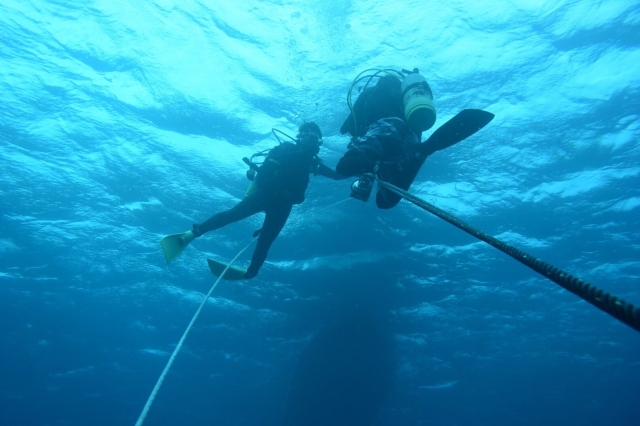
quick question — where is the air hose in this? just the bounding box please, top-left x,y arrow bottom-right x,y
375,176 -> 640,333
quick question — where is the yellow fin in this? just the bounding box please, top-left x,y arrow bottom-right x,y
207,258 -> 247,280
160,231 -> 194,264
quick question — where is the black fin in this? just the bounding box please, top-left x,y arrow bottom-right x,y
419,109 -> 495,158
375,109 -> 494,209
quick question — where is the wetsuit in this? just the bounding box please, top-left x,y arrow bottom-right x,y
193,142 -> 341,278
337,117 -> 421,208
337,74 -> 426,209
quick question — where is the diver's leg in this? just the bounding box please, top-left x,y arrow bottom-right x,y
376,189 -> 402,209
194,191 -> 267,236
244,201 -> 293,278
375,160 -> 421,209
336,151 -> 376,177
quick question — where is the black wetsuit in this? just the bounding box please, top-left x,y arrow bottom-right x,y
337,75 -> 424,209
337,117 -> 422,208
194,142 -> 342,278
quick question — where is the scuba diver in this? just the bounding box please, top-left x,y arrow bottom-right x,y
160,121 -> 345,279
336,68 -> 495,209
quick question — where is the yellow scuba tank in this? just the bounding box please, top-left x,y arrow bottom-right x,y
242,156 -> 259,198
244,181 -> 258,198
401,69 -> 436,133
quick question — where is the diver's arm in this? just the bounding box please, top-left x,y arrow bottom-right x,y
335,154 -> 376,177
317,162 -> 349,180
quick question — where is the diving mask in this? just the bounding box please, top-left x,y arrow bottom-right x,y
297,131 -> 323,146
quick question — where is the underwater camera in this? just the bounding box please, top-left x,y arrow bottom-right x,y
350,176 -> 374,202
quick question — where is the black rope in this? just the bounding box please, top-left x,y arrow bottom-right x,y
376,178 -> 640,333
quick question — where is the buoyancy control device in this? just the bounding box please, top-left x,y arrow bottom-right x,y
242,128 -> 297,181
241,128 -> 318,202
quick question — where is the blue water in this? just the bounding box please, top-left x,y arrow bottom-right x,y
1,1 -> 639,425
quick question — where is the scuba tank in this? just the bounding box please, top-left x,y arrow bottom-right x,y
401,68 -> 436,133
242,157 -> 259,197
342,68 -> 436,137
243,157 -> 258,181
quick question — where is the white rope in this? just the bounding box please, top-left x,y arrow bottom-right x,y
134,239 -> 256,426
135,197 -> 353,425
